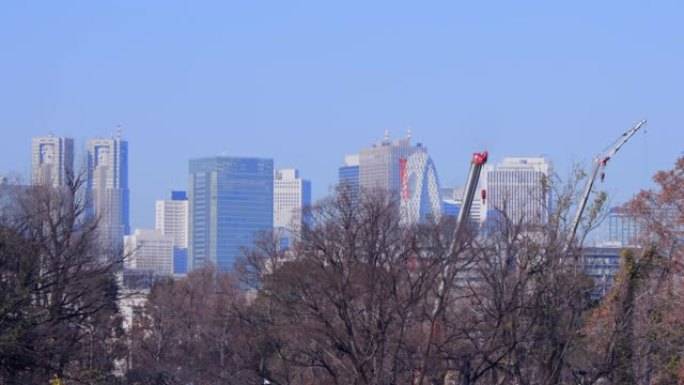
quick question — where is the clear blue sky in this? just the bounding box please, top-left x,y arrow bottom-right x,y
1,1 -> 682,229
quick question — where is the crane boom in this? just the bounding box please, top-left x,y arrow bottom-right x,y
431,151 -> 488,318
566,119 -> 647,249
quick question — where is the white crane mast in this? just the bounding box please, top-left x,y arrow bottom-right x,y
565,119 -> 647,250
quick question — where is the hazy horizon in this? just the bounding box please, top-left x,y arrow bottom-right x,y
2,1 -> 682,229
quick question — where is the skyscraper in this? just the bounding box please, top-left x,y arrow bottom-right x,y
188,156 -> 273,271
32,135 -> 74,187
87,132 -> 129,251
339,154 -> 360,191
156,190 -> 188,248
274,169 -> 311,246
400,151 -> 443,224
359,131 -> 424,194
156,190 -> 189,275
482,157 -> 552,225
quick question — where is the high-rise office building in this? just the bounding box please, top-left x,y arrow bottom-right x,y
339,154 -> 360,191
274,169 -> 311,246
32,136 -> 74,187
482,157 -> 552,224
87,132 -> 129,251
156,190 -> 188,248
188,156 -> 273,271
400,151 -> 443,224
124,229 -> 174,276
156,190 -> 189,275
359,131 -> 424,194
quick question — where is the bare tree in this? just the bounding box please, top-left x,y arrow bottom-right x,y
127,265 -> 254,385
0,173 -> 124,384
239,188 -> 447,385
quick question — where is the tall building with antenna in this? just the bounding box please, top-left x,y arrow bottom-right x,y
359,130 -> 424,194
87,127 -> 129,252
31,135 -> 74,187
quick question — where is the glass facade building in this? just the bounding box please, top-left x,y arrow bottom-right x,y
338,154 -> 360,197
582,246 -> 622,298
188,156 -> 273,271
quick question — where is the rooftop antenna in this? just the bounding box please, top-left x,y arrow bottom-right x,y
116,124 -> 122,140
384,129 -> 390,143
406,126 -> 412,141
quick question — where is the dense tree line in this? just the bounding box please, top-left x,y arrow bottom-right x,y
0,175 -> 124,384
2,158 -> 683,384
126,159 -> 684,385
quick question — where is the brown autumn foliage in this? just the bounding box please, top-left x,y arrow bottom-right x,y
581,156 -> 684,385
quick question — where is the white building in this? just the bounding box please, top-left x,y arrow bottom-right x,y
400,152 -> 443,224
482,157 -> 552,225
32,135 -> 74,187
274,169 -> 311,241
124,229 -> 174,276
155,191 -> 188,248
359,131 -> 424,193
87,131 -> 129,251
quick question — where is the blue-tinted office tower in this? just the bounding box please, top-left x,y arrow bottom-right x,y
338,154 -> 359,197
188,157 -> 274,271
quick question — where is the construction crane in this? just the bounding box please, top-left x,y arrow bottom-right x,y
430,151 -> 488,320
416,151 -> 488,385
565,119 -> 647,250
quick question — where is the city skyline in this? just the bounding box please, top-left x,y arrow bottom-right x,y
1,2 -> 683,230
6,126 -> 677,231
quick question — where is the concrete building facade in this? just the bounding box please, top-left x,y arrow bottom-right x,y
274,169 -> 311,241
482,157 -> 552,225
32,135 -> 74,187
87,133 -> 130,251
124,229 -> 174,276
